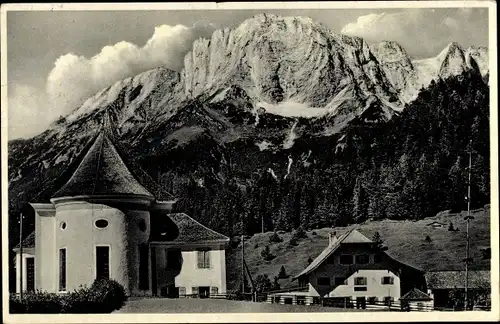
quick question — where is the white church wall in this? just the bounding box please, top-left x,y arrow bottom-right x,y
54,201 -> 130,293
35,208 -> 56,292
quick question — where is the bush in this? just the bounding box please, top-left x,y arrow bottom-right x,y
269,232 -> 283,243
448,222 -> 455,231
288,237 -> 299,247
307,256 -> 313,264
311,231 -> 317,236
425,235 -> 432,242
10,291 -> 62,313
261,245 -> 275,261
294,226 -> 307,240
278,265 -> 289,279
9,279 -> 127,314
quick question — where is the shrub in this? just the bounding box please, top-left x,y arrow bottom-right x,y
288,237 -> 299,247
9,279 -> 127,314
448,222 -> 455,231
89,279 -> 127,312
10,291 -> 62,313
425,235 -> 432,242
261,245 -> 275,261
278,265 -> 289,279
269,232 -> 283,243
254,243 -> 259,248
255,274 -> 272,293
311,231 -> 317,236
294,226 -> 307,239
307,256 -> 313,264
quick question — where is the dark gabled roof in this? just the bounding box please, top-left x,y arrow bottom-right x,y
151,212 -> 229,243
400,288 -> 433,301
14,231 -> 35,249
52,132 -> 153,199
425,270 -> 490,289
293,229 -> 371,279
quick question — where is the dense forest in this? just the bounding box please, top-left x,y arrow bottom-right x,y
172,71 -> 490,236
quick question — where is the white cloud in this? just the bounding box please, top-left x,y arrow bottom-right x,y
8,84 -> 52,139
340,9 -> 487,58
9,22 -> 215,139
341,10 -> 425,46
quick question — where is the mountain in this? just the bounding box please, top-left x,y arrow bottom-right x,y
7,14 -> 490,249
371,41 -> 488,104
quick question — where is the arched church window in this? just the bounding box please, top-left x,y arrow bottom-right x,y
95,219 -> 109,229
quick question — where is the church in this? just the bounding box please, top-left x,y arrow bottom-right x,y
13,129 -> 229,298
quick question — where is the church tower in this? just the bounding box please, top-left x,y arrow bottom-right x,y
48,130 -> 155,295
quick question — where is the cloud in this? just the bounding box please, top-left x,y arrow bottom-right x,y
9,22 -> 215,139
8,84 -> 52,139
340,9 -> 488,58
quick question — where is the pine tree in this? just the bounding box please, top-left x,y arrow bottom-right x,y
278,265 -> 288,279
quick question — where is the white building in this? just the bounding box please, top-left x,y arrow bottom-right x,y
268,229 -> 426,308
13,131 -> 229,297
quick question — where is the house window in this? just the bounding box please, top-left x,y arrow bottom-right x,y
339,254 -> 353,265
354,286 -> 367,291
96,246 -> 110,280
26,257 -> 35,292
334,277 -> 347,285
192,286 -> 199,296
354,277 -> 367,285
197,249 -> 211,269
59,248 -> 66,291
381,276 -> 394,285
179,286 -> 186,296
368,297 -> 378,305
138,243 -> 149,290
355,254 -> 370,264
374,253 -> 383,263
384,297 -> 394,305
317,277 -> 330,286
211,287 -> 219,296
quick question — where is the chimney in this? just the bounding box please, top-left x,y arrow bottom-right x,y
329,232 -> 338,246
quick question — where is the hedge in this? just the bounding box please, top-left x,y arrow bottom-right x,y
10,279 -> 128,314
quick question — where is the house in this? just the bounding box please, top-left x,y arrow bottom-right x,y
268,229 -> 426,308
13,130 -> 229,297
399,288 -> 433,311
425,270 -> 491,310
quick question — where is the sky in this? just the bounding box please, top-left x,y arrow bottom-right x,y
5,6 -> 490,139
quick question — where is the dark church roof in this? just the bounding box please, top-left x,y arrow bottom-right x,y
14,231 -> 35,249
150,212 -> 229,243
52,132 -> 153,199
400,288 -> 433,301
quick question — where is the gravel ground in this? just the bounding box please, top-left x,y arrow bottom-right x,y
115,298 -> 387,313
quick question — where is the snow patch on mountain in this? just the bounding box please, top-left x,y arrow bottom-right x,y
283,120 -> 299,149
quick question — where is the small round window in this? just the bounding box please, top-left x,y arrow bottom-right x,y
60,222 -> 67,230
138,219 -> 146,232
95,219 -> 109,229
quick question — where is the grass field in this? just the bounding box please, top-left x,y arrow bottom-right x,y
226,206 -> 491,290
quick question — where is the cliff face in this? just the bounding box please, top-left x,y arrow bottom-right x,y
371,41 -> 488,103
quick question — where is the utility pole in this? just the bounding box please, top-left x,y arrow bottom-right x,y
464,144 -> 474,311
19,213 -> 23,299
241,234 -> 245,294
